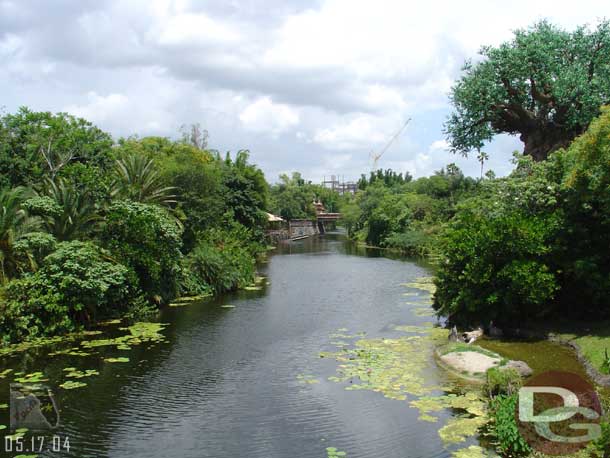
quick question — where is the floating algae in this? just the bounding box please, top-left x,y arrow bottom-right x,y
0,403 -> 7,409
393,325 -> 431,333
323,327 -> 449,400
63,368 -> 99,379
322,301 -> 491,449
104,357 -> 129,363
243,285 -> 263,291
326,446 -> 347,457
402,276 -> 437,295
81,322 -> 167,350
452,445 -> 490,458
438,416 -> 488,445
59,380 -> 87,390
14,372 -> 48,383
296,374 -> 320,385
0,368 -> 13,378
221,304 -> 236,308
49,347 -> 91,357
412,307 -> 436,317
409,391 -> 487,423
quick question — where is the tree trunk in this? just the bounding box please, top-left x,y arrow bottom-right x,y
520,127 -> 577,161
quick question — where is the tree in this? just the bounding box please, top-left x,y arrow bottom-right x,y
477,151 -> 489,179
445,20 -> 610,161
26,178 -> 100,241
112,154 -> 177,207
0,108 -> 114,187
0,187 -> 39,282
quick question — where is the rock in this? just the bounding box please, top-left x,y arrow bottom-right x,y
440,351 -> 501,375
502,360 -> 533,377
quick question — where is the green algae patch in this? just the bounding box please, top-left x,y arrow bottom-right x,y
394,325 -> 431,333
14,372 -> 48,383
81,322 -> 167,350
243,285 -> 263,291
452,445 -> 490,458
412,307 -> 436,317
402,276 -> 436,294
323,327 -> 450,400
59,380 -> 87,390
221,304 -> 236,308
104,357 -> 129,363
49,347 -> 91,357
0,403 -> 7,409
326,446 -> 347,457
296,374 -> 320,384
64,369 -> 99,379
409,391 -> 487,423
0,368 -> 13,378
438,416 -> 488,445
100,318 -> 122,325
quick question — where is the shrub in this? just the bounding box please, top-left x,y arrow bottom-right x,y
12,232 -> 57,274
0,241 -> 134,342
181,226 -> 258,295
434,209 -> 559,327
102,200 -> 183,303
485,367 -> 522,398
490,394 -> 532,457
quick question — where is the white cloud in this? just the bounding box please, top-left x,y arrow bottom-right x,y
65,92 -> 129,123
2,0 -> 607,182
239,97 -> 300,135
313,116 -> 391,151
156,13 -> 242,46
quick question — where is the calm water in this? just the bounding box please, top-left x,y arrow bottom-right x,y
0,233 -> 585,458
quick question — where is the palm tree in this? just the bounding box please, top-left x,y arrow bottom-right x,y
112,154 -> 177,207
0,187 -> 39,282
38,178 -> 100,241
477,151 -> 489,179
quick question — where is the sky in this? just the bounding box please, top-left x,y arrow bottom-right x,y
1,1 -> 608,183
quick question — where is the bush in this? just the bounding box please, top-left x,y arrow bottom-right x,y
490,394 -> 532,457
434,208 -> 559,327
102,201 -> 183,303
12,232 -> 57,274
0,241 -> 134,342
181,226 -> 258,295
485,367 -> 522,398
434,107 -> 610,326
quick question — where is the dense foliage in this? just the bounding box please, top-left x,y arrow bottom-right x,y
1,241 -> 134,343
269,172 -> 344,220
434,107 -> 610,327
0,111 -> 270,343
446,20 -> 610,161
489,394 -> 532,457
341,165 -> 478,256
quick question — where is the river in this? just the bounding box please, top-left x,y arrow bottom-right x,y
0,232 -> 586,458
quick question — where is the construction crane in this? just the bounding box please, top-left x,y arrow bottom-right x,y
369,118 -> 411,170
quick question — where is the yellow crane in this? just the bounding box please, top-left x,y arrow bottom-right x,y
369,118 -> 411,170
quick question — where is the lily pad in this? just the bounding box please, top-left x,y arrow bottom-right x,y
104,357 -> 130,363
60,380 -> 87,390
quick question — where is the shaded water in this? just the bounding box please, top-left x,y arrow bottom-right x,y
0,233 -> 587,458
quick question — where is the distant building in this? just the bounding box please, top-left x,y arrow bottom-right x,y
322,175 -> 358,195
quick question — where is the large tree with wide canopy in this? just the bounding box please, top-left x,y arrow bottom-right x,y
445,20 -> 610,161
